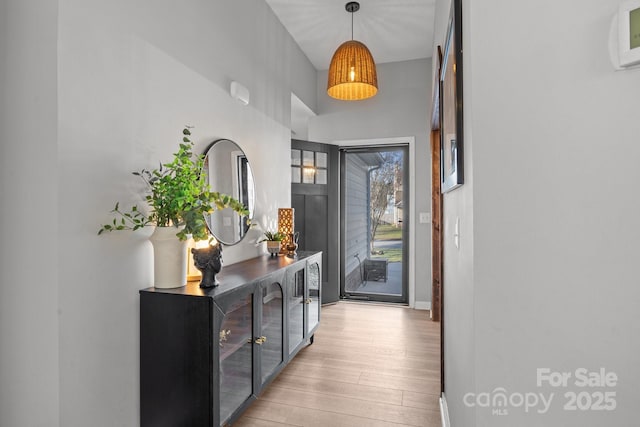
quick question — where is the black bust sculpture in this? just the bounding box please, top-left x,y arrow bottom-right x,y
191,243 -> 223,288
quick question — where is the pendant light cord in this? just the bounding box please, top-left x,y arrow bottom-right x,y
351,10 -> 354,40
346,2 -> 359,41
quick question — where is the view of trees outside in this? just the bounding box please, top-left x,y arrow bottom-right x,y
369,151 -> 403,260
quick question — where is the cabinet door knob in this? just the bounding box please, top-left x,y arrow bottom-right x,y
254,336 -> 267,345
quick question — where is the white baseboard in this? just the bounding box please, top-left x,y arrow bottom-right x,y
414,301 -> 431,310
440,393 -> 450,427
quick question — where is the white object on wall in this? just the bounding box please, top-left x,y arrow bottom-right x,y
230,81 -> 250,105
419,212 -> 431,223
609,0 -> 640,69
454,217 -> 460,249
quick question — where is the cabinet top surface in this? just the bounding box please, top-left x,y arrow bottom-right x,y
140,251 -> 320,298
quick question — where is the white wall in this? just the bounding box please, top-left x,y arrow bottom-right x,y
436,0 -> 640,425
431,0 -> 477,425
0,1 -> 60,426
310,58 -> 433,307
0,1 -> 316,426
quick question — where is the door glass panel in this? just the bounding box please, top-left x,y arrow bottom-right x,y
342,147 -> 408,303
288,268 -> 305,353
219,293 -> 253,423
261,282 -> 283,382
307,262 -> 320,334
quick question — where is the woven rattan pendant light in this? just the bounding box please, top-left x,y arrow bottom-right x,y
327,2 -> 378,100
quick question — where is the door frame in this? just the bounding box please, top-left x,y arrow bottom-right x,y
332,137 -> 417,308
430,130 -> 442,322
432,44 -> 445,394
339,145 -> 409,304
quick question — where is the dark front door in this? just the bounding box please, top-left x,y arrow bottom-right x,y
291,139 -> 339,304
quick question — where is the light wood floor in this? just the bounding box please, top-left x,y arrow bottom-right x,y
236,302 -> 441,427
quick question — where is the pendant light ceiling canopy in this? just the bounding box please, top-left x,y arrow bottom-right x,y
327,2 -> 378,101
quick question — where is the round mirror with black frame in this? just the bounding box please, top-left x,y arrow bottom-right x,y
203,139 -> 255,245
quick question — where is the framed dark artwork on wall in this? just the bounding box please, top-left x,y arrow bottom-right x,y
440,0 -> 464,193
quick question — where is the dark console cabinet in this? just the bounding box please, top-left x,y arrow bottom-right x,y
140,252 -> 321,426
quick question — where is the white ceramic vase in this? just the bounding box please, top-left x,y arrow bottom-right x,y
149,226 -> 188,289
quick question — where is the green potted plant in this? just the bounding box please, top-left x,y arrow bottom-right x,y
99,126 -> 249,288
258,231 -> 285,257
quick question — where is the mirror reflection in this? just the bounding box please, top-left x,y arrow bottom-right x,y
203,139 -> 255,245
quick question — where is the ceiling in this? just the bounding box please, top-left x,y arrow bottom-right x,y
265,0 -> 437,71
266,0 -> 437,139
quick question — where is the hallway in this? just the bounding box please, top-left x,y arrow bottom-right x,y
237,302 -> 441,426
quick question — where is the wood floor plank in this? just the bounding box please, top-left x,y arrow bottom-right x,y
359,371 -> 441,395
236,302 -> 441,427
272,373 -> 404,406
259,386 -> 439,427
277,360 -> 362,384
318,357 -> 439,380
402,391 -> 441,411
234,415 -> 299,427
406,348 -> 440,359
244,400 -> 408,427
240,399 -> 297,425
293,347 -> 436,372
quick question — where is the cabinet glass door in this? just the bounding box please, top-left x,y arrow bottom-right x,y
307,261 -> 320,335
260,281 -> 283,383
219,292 -> 253,423
288,268 -> 305,353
